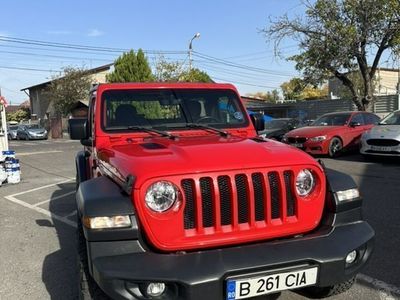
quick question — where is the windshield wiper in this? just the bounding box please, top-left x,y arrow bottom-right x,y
127,126 -> 178,140
185,123 -> 230,138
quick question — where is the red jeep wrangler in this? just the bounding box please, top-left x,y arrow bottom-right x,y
69,83 -> 374,300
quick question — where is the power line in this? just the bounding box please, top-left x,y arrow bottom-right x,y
193,51 -> 294,76
0,49 -> 112,62
0,35 -> 186,55
197,61 -> 288,80
211,76 -> 280,89
0,65 -> 60,72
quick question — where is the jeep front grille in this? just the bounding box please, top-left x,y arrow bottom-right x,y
182,170 -> 297,230
138,166 -> 325,251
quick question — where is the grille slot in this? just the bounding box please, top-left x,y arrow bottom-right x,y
235,174 -> 249,224
182,179 -> 196,229
284,171 -> 296,216
218,176 -> 232,226
366,139 -> 399,146
288,137 -> 307,143
268,172 -> 281,219
200,177 -> 214,228
252,173 -> 265,221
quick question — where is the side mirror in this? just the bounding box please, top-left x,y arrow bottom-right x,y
250,113 -> 265,131
68,118 -> 88,140
349,122 -> 361,128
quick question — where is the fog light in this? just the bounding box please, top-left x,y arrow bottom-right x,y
346,250 -> 357,264
146,282 -> 166,297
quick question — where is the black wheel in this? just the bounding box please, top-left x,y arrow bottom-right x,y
328,137 -> 343,158
77,217 -> 110,300
300,277 -> 355,298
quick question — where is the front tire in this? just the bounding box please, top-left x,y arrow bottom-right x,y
301,277 -> 355,298
77,217 -> 110,300
328,137 -> 343,158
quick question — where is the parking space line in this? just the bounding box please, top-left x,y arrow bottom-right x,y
33,190 -> 76,207
8,178 -> 74,197
3,178 -> 77,228
4,194 -> 76,228
17,150 -> 64,156
358,274 -> 400,298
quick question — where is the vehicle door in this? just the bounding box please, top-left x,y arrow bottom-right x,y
347,113 -> 366,147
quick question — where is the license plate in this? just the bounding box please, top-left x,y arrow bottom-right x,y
370,146 -> 393,152
226,267 -> 318,300
291,143 -> 303,148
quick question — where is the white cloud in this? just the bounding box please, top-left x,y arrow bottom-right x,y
87,29 -> 104,37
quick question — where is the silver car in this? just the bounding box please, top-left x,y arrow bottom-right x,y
360,110 -> 400,157
16,124 -> 48,140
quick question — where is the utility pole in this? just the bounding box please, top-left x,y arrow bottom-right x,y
188,33 -> 200,72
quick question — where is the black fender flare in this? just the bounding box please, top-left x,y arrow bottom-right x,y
325,168 -> 362,213
76,176 -> 139,242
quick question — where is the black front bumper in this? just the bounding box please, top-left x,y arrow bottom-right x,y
89,220 -> 374,300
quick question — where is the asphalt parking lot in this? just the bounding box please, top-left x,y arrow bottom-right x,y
0,139 -> 399,300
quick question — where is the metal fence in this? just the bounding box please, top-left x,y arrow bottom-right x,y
246,94 -> 399,120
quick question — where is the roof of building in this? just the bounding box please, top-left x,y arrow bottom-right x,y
21,63 -> 113,91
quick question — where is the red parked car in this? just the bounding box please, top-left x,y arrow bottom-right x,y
282,111 -> 380,157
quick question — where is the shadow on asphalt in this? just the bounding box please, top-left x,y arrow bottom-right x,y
40,182 -> 78,300
352,154 -> 400,289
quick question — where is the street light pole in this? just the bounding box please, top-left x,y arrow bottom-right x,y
189,33 -> 200,72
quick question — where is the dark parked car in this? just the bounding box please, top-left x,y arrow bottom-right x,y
16,124 -> 48,140
7,125 -> 19,140
258,118 -> 304,141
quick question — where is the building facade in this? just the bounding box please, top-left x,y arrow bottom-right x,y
329,68 -> 400,99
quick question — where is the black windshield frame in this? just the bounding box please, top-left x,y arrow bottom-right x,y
101,88 -> 249,133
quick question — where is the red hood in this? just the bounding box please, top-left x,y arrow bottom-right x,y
97,135 -> 320,188
286,126 -> 345,137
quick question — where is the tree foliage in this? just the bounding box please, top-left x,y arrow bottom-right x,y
246,90 -> 280,102
106,49 -> 155,83
6,108 -> 30,123
263,0 -> 400,110
281,77 -> 328,100
280,78 -> 306,100
154,56 -> 212,83
46,67 -> 92,117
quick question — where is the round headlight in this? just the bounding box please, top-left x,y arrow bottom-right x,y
145,181 -> 179,212
296,169 -> 315,196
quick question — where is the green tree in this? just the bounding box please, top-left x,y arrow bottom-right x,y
180,68 -> 212,83
46,67 -> 92,117
301,84 -> 328,100
281,78 -> 328,100
106,49 -> 155,83
154,56 -> 212,82
280,78 -> 305,100
263,0 -> 400,111
246,90 -> 280,102
6,108 -> 30,123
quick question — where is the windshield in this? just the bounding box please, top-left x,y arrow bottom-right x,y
312,113 -> 351,126
102,89 -> 248,131
26,124 -> 41,129
9,126 -> 18,130
265,119 -> 290,129
379,111 -> 400,125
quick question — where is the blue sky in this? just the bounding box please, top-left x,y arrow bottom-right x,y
0,0 -> 306,104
